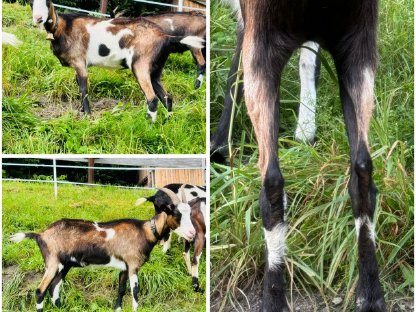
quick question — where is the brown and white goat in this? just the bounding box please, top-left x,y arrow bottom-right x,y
215,0 -> 384,311
142,12 -> 206,89
10,187 -> 195,311
30,0 -> 204,121
136,183 -> 206,292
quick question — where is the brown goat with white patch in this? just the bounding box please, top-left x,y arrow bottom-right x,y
10,188 -> 195,311
30,0 -> 204,121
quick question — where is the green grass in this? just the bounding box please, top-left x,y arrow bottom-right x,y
210,0 -> 413,310
2,182 -> 206,312
2,2 -> 206,154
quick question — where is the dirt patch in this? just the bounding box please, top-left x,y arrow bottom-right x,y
211,284 -> 414,312
33,97 -> 124,120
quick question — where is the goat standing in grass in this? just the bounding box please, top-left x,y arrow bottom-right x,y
216,0 -> 385,311
10,187 -> 196,311
142,11 -> 206,90
136,183 -> 206,292
29,0 -> 204,121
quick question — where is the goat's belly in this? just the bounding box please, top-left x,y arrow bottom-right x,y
87,51 -> 132,69
68,255 -> 127,271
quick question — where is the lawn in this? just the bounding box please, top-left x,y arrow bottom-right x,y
2,2 -> 206,154
210,0 -> 414,310
2,181 -> 206,312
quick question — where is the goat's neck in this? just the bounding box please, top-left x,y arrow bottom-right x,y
44,3 -> 60,38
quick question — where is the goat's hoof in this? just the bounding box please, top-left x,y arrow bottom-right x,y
210,144 -> 228,164
193,286 -> 204,293
356,297 -> 386,312
194,80 -> 201,89
54,298 -> 62,307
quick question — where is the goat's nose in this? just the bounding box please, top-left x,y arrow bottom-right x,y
34,15 -> 43,23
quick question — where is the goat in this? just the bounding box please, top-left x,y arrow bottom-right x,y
136,183 -> 206,292
10,187 -> 196,311
29,0 -> 204,121
142,12 -> 206,90
216,1 -> 384,311
210,1 -> 320,160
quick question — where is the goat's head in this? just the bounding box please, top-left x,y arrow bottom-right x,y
156,187 -> 196,241
29,0 -> 52,25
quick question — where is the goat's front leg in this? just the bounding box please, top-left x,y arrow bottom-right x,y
332,40 -> 385,312
191,235 -> 205,293
133,61 -> 159,122
114,270 -> 128,311
242,24 -> 294,312
74,65 -> 91,114
183,240 -> 192,274
191,48 -> 206,89
128,268 -> 140,311
295,41 -> 320,143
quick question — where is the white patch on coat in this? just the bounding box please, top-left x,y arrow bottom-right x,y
264,223 -> 287,270
173,203 -> 195,241
295,41 -> 319,143
52,280 -> 62,304
164,18 -> 175,31
104,256 -> 127,270
32,0 -> 49,24
94,223 -> 115,240
86,21 -> 134,69
36,302 -> 44,310
354,216 -> 376,245
191,255 -> 201,278
179,36 -> 205,49
130,274 -> 139,311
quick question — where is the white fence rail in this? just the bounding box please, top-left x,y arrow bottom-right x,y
53,0 -> 205,17
3,160 -> 205,198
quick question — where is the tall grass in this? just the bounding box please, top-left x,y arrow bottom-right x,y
2,2 -> 206,154
2,182 -> 206,312
210,0 -> 413,310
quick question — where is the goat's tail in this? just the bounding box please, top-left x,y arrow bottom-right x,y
10,232 -> 38,243
2,32 -> 22,47
135,197 -> 148,206
178,36 -> 205,49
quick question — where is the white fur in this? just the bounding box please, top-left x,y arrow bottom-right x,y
162,234 -> 172,253
264,223 -> 287,270
191,255 -> 201,278
179,36 -> 205,49
86,21 -> 134,69
52,280 -> 62,304
164,18 -> 175,31
197,74 -> 204,83
94,223 -> 115,240
183,250 -> 192,274
104,256 -> 127,270
147,110 -> 157,123
295,41 -> 319,143
355,216 -> 375,245
58,263 -> 64,272
135,197 -> 147,206
2,32 -> 22,47
130,274 -> 139,311
10,233 -> 26,243
173,203 -> 195,241
32,0 -> 49,24
36,302 -> 44,310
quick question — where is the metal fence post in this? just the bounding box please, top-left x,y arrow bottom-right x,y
53,158 -> 58,198
178,0 -> 183,12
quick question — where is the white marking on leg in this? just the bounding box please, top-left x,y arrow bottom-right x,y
58,263 -> 64,272
263,223 -> 287,270
162,234 -> 172,253
94,222 -> 115,240
52,279 -> 62,304
130,274 -> 139,311
183,250 -> 192,274
354,216 -> 376,245
191,255 -> 201,278
36,302 -> 44,310
147,109 -> 157,123
295,41 -> 319,143
197,74 -> 204,83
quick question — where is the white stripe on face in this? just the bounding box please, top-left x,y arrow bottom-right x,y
173,203 -> 195,241
263,223 -> 287,270
32,0 -> 49,25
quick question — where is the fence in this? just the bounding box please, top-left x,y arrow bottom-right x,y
52,0 -> 205,17
2,159 -> 206,198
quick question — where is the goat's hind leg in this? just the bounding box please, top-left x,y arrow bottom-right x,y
48,264 -> 71,307
242,27 -> 294,312
151,66 -> 173,115
332,40 -> 385,312
191,48 -> 206,89
74,65 -> 91,114
36,261 -> 59,312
